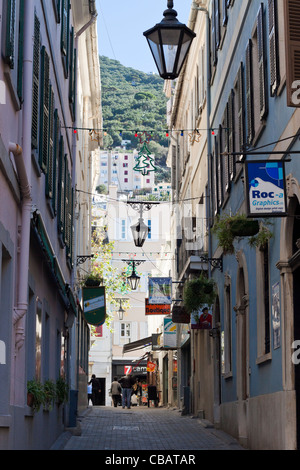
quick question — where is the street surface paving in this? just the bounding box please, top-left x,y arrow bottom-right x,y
53,405 -> 244,452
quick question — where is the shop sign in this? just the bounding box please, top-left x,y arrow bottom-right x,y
191,304 -> 213,330
83,286 -> 106,326
145,298 -> 170,315
245,160 -> 287,217
147,361 -> 156,372
148,277 -> 172,304
172,305 -> 190,323
163,317 -> 177,348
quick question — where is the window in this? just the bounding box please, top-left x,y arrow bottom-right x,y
124,178 -> 128,183
146,179 -> 150,184
284,0 -> 300,106
224,276 -> 232,375
124,155 -> 128,160
123,163 -> 128,167
61,0 -> 70,77
124,170 -> 128,175
245,4 -> 268,145
147,220 -> 151,239
120,219 -> 126,240
2,0 -> 25,103
36,300 -> 42,380
268,0 -> 280,96
120,323 -> 131,339
256,243 -> 271,359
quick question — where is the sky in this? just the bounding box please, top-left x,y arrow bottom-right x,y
96,0 -> 193,74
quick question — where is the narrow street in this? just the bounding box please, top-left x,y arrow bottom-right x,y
52,405 -> 244,455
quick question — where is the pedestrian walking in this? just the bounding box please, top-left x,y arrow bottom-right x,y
110,376 -> 122,407
88,374 -> 101,406
87,382 -> 92,405
119,374 -> 134,409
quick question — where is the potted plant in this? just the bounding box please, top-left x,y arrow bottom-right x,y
27,379 -> 45,412
183,274 -> 216,314
212,213 -> 259,254
56,376 -> 69,405
83,272 -> 103,287
43,379 -> 56,410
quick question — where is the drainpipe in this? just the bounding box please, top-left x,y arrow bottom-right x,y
9,1 -> 34,353
9,144 -> 32,343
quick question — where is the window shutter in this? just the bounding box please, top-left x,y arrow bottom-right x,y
211,0 -> 217,66
222,0 -> 228,26
61,0 -> 70,77
212,138 -> 218,216
32,14 -> 40,149
4,0 -> 16,69
268,0 -> 280,96
228,90 -> 235,180
222,104 -> 230,195
131,322 -> 138,342
17,0 -> 25,101
52,109 -> 60,215
39,46 -> 50,173
64,157 -> 69,245
237,63 -> 245,159
217,126 -> 223,208
57,137 -> 65,238
69,27 -> 76,121
245,39 -> 254,144
113,322 -> 120,345
284,0 -> 300,107
257,3 -> 268,119
46,85 -> 54,198
215,0 -> 220,49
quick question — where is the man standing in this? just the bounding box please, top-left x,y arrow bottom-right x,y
110,376 -> 122,407
88,374 -> 101,406
119,374 -> 134,409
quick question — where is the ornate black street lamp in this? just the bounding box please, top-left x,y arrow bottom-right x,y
143,0 -> 196,80
130,218 -> 150,248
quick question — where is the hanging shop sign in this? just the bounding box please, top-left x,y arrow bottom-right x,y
145,298 -> 170,315
245,160 -> 287,217
163,317 -> 177,348
147,361 -> 156,373
82,286 -> 106,326
148,277 -> 172,304
191,305 -> 213,330
172,305 -> 190,324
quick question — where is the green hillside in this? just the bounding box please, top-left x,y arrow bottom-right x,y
99,56 -> 170,182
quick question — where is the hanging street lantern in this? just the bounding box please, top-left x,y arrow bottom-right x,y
130,218 -> 150,248
117,304 -> 125,321
143,0 -> 196,80
127,262 -> 141,291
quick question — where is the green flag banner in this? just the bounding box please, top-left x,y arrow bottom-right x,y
83,286 -> 106,326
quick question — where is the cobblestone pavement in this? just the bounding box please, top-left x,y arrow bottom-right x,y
52,405 -> 244,453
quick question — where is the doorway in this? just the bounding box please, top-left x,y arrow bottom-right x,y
96,377 -> 106,405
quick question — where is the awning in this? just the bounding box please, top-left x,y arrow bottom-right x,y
122,334 -> 163,354
123,336 -> 152,354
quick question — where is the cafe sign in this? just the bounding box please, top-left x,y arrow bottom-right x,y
245,160 -> 287,217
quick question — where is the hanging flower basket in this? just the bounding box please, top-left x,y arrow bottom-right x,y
212,213 -> 259,254
83,273 -> 103,287
228,218 -> 259,237
183,275 -> 216,314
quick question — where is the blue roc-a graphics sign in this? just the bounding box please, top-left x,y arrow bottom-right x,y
245,160 -> 287,217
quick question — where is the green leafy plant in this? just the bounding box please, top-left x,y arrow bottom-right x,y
83,272 -> 103,287
55,376 -> 69,405
212,213 -> 259,254
183,275 -> 217,314
43,379 -> 56,410
248,224 -> 273,250
27,379 -> 45,412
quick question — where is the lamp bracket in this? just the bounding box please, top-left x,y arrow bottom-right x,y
199,256 -> 223,272
122,259 -> 146,267
126,201 -> 159,216
76,255 -> 94,266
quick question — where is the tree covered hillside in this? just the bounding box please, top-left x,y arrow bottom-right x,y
99,56 -> 170,182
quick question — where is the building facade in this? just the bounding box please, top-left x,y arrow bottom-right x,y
168,0 -> 300,450
0,0 -> 101,449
